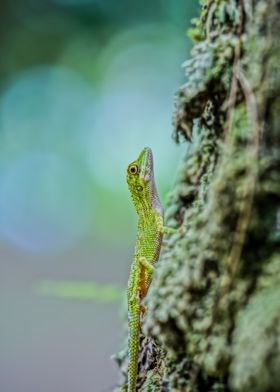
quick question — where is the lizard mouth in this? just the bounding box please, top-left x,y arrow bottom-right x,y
139,147 -> 153,181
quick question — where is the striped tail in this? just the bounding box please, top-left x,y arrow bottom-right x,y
128,299 -> 140,392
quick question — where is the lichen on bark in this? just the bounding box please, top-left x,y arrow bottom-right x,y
116,0 -> 280,391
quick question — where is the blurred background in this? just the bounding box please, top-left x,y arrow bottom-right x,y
0,1 -> 198,391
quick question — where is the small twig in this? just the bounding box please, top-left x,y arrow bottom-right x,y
226,69 -> 260,278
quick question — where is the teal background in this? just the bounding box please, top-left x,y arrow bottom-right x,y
0,1 -> 198,391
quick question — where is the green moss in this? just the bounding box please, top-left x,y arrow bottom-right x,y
116,0 -> 280,390
230,263 -> 280,391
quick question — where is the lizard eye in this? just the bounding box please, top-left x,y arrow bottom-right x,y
137,185 -> 143,191
129,165 -> 138,175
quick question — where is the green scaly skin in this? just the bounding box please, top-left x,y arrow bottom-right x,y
126,147 -> 174,392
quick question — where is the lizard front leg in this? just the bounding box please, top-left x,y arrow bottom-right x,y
154,211 -> 180,236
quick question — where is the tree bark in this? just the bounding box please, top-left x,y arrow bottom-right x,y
117,1 -> 280,390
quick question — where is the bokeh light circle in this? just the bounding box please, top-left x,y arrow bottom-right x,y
0,153 -> 93,252
0,65 -> 95,157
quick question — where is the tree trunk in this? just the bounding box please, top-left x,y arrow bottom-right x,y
117,0 -> 280,390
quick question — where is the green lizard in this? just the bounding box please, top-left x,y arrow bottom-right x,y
126,147 -> 175,391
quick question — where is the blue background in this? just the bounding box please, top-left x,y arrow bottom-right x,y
0,1 -> 198,391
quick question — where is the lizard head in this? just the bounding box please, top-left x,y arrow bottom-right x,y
127,147 -> 156,212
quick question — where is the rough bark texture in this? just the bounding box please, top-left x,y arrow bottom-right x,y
116,0 -> 280,390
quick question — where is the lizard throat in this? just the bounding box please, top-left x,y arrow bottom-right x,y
129,180 -> 163,219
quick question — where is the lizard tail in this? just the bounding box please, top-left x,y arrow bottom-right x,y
128,300 -> 140,392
